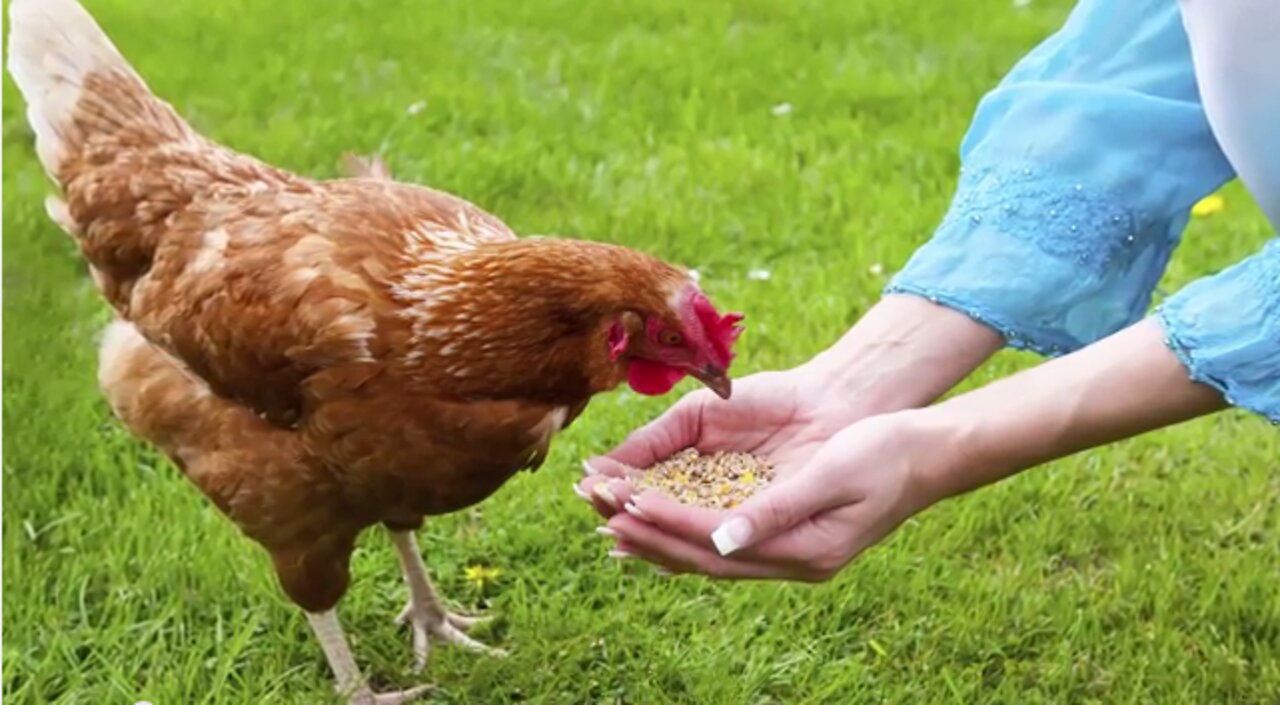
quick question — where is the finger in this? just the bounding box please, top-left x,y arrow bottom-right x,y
605,514 -> 799,580
572,479 -> 621,520
623,490 -> 838,567
621,491 -> 723,544
576,476 -> 640,518
587,393 -> 710,470
581,455 -> 640,479
707,472 -> 849,556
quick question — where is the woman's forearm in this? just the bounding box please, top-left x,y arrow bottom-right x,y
806,294 -> 1005,416
916,318 -> 1228,501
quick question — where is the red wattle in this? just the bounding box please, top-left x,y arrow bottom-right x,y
626,359 -> 687,396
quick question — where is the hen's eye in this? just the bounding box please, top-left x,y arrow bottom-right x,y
658,330 -> 683,346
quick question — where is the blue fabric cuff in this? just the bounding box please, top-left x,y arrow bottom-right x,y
1156,238 -> 1280,424
886,161 -> 1184,357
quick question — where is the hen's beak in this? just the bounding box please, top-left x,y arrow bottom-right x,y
693,364 -> 732,399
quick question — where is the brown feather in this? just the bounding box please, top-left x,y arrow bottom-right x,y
45,56 -> 696,613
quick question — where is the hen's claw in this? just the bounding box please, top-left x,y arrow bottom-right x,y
349,683 -> 433,705
397,600 -> 507,673
394,601 -> 492,631
444,611 -> 491,631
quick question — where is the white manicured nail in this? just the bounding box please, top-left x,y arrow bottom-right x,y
608,549 -> 634,560
711,517 -> 753,556
593,483 -> 620,509
572,484 -> 592,502
623,502 -> 651,522
582,460 -> 601,475
596,526 -> 619,538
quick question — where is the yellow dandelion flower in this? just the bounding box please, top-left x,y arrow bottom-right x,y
464,564 -> 501,589
1191,194 -> 1226,217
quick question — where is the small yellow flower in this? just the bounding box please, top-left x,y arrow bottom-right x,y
1191,194 -> 1226,217
464,564 -> 501,590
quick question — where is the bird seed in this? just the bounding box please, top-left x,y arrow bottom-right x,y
633,448 -> 775,509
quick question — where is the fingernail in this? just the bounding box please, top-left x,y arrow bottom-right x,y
572,484 -> 592,502
596,526 -> 619,539
710,517 -> 753,556
593,483 -> 620,509
608,549 -> 634,560
582,460 -> 601,475
624,501 -> 652,522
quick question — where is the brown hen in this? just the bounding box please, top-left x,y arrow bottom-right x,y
6,1 -> 744,703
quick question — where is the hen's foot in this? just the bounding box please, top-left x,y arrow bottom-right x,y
348,683 -> 433,705
394,600 -> 492,631
396,598 -> 507,672
389,530 -> 508,672
306,609 -> 433,705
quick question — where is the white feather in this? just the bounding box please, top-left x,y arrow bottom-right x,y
6,0 -> 142,175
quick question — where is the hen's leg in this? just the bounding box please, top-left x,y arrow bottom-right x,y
306,609 -> 432,705
389,529 -> 507,672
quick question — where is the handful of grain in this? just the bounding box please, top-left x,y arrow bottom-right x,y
633,448 -> 775,509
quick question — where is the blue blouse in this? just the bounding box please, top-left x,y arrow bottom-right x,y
885,0 -> 1280,423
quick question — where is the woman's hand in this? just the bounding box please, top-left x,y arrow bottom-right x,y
581,411 -> 947,581
580,318 -> 1227,582
577,294 -> 1002,519
578,364 -> 866,506
574,294 -> 1004,576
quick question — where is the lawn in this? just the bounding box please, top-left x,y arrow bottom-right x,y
3,0 -> 1278,702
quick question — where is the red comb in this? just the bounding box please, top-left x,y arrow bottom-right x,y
692,293 -> 745,368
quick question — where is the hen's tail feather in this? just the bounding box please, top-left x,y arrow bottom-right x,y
6,0 -> 191,180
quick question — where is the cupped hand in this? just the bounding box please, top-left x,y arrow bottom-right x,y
577,362 -> 863,515
578,410 -> 946,582
574,358 -> 944,581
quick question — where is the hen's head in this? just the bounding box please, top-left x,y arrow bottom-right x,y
397,239 -> 744,402
606,283 -> 745,399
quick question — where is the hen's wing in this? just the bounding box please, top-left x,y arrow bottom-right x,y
305,377 -> 576,517
127,178 -> 515,426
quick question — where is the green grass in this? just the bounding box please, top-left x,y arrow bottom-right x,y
4,0 -> 1279,702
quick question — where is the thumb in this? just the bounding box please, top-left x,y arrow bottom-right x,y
709,472 -> 840,556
